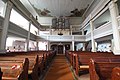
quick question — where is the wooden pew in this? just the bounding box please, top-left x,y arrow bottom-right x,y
0,55 -> 39,80
89,58 -> 120,80
37,50 -> 56,70
65,50 -> 71,62
27,51 -> 49,73
6,51 -> 44,75
0,58 -> 29,80
9,50 -> 54,78
24,50 -> 56,77
0,68 -> 3,80
3,50 -> 55,79
112,67 -> 120,80
29,55 -> 39,80
71,51 -> 120,75
13,55 -> 39,80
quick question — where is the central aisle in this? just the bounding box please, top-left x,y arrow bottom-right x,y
44,55 -> 75,80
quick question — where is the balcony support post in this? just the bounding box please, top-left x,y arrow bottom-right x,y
90,15 -> 96,52
109,1 -> 120,55
26,16 -> 32,51
0,1 -> 13,53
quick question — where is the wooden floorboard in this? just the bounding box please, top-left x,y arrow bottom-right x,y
43,55 -> 75,80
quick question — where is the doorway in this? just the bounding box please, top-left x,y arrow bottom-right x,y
58,45 -> 63,54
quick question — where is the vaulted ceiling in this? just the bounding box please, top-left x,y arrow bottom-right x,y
20,0 -> 93,17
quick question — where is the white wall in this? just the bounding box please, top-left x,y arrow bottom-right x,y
69,17 -> 83,25
38,17 -> 52,25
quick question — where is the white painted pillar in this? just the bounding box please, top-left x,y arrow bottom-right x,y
49,26 -> 52,35
109,1 -> 120,55
63,45 -> 65,54
47,41 -> 50,51
0,1 -> 13,53
82,43 -> 86,51
81,29 -> 85,51
36,28 -> 39,50
70,25 -> 72,35
36,36 -> 39,51
47,36 -> 49,51
82,29 -> 84,35
36,28 -> 40,50
90,16 -> 96,52
48,42 -> 50,51
26,20 -> 32,51
36,40 -> 39,50
72,41 -> 75,51
72,36 -> 75,51
38,27 -> 40,36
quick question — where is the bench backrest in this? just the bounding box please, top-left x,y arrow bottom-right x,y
89,59 -> 120,80
0,68 -> 2,80
111,67 -> 120,80
0,58 -> 29,80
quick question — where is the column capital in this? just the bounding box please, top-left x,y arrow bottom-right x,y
29,14 -> 33,20
89,14 -> 93,21
108,1 -> 116,10
29,20 -> 32,23
7,0 -> 13,7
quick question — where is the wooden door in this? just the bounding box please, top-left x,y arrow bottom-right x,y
58,45 -> 63,54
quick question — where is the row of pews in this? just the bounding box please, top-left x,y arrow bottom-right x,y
65,51 -> 120,80
0,50 -> 56,80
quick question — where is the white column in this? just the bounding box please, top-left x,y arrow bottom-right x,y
72,36 -> 75,51
90,17 -> 96,52
82,43 -> 85,51
26,20 -> 32,51
72,41 -> 75,51
82,29 -> 84,35
49,26 -> 52,35
70,25 -> 72,35
48,42 -> 51,50
82,29 -> 85,51
0,1 -> 13,53
63,45 -> 65,54
47,36 -> 49,51
36,37 -> 39,51
47,41 -> 49,51
38,27 -> 40,36
109,1 -> 120,55
36,28 -> 39,51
